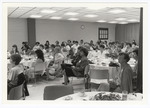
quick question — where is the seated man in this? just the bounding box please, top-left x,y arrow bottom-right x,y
102,52 -> 133,93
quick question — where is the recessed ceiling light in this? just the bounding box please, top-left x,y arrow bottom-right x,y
108,21 -> 117,24
118,22 -> 128,24
127,19 -> 139,22
40,9 -> 56,14
97,20 -> 107,23
108,9 -> 126,14
115,18 -> 127,21
86,7 -> 106,10
68,18 -> 79,21
50,17 -> 62,20
84,14 -> 98,18
65,12 -> 79,16
30,15 -> 42,18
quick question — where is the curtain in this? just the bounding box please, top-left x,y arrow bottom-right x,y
115,23 -> 140,45
136,8 -> 143,93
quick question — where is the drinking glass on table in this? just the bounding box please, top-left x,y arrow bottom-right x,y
122,90 -> 128,100
79,88 -> 87,97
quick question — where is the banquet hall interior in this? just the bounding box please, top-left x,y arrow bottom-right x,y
7,5 -> 143,100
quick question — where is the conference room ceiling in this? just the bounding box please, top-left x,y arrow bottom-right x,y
8,7 -> 140,24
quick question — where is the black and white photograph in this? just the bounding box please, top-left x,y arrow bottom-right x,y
1,1 -> 149,107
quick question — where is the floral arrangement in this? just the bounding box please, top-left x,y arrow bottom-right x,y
105,52 -> 118,60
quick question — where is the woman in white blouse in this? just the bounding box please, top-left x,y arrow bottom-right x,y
46,46 -> 64,79
7,54 -> 24,94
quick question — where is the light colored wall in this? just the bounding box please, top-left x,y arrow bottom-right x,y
8,18 -> 116,51
36,19 -> 116,44
8,18 -> 27,52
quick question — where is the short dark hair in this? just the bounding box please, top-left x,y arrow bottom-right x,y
45,46 -> 49,49
35,49 -> 44,62
78,46 -> 83,50
12,44 -> 17,48
51,44 -> 55,48
61,43 -> 65,47
133,48 -> 138,56
80,47 -> 88,57
99,44 -> 105,49
119,52 -> 130,62
132,42 -> 137,45
10,54 -> 22,65
127,43 -> 132,47
40,44 -> 44,49
35,42 -> 40,45
22,42 -> 25,44
55,41 -> 59,45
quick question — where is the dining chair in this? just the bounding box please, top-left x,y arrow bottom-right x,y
33,62 -> 46,84
89,68 -> 109,90
70,65 -> 90,85
43,85 -> 74,100
7,82 -> 25,100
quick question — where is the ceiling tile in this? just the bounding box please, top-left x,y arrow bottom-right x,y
8,7 -> 140,24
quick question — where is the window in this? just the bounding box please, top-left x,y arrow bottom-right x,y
98,28 -> 108,40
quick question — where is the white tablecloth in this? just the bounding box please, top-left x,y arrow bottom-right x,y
7,57 -> 52,69
89,64 -> 120,82
56,91 -> 143,101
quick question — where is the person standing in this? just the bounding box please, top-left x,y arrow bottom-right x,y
117,53 -> 133,93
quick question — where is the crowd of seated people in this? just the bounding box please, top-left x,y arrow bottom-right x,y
8,39 -> 139,93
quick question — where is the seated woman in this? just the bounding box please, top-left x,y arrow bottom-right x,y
27,49 -> 45,79
62,47 -> 89,85
132,48 -> 138,76
39,44 -> 46,54
7,54 -> 24,94
44,46 -> 51,58
46,46 -> 64,79
61,46 -> 82,69
132,48 -> 138,90
49,44 -> 55,57
21,42 -> 31,55
32,42 -> 40,51
10,44 -> 19,55
59,46 -> 83,78
45,40 -> 50,49
61,42 -> 69,59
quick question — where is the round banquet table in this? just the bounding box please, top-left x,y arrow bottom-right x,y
89,64 -> 121,81
55,91 -> 143,101
7,57 -> 52,68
